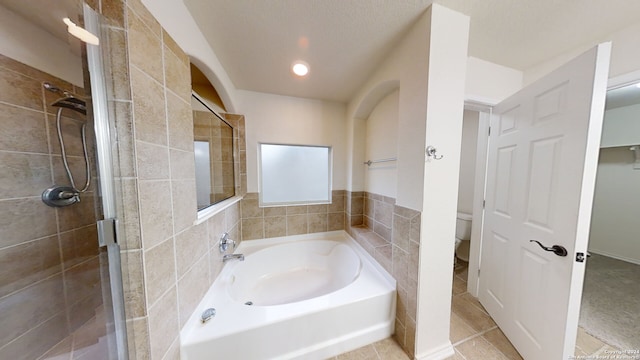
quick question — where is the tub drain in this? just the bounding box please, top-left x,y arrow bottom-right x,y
244,301 -> 253,306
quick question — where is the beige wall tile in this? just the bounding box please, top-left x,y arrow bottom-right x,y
408,240 -> 419,281
175,222 -> 208,278
374,201 -> 393,227
171,180 -> 197,234
138,180 -> 173,249
207,211 -> 226,249
136,141 -> 170,180
392,214 -> 410,250
327,212 -> 345,231
225,202 -> 240,229
374,245 -> 392,273
308,213 -> 328,233
169,149 -> 195,180
286,205 -> 307,215
112,101 -> 136,177
373,222 -> 391,242
177,254 -> 209,327
350,195 -> 364,216
0,274 -> 65,347
162,31 -> 188,66
101,0 -> 125,28
59,225 -> 99,269
328,195 -> 344,213
166,92 -> 194,151
121,250 -> 146,318
126,317 -> 150,360
63,257 -> 101,307
264,216 -> 286,238
287,214 -> 307,235
127,11 -> 163,84
0,235 -> 60,298
392,246 -> 409,289
163,46 -> 191,102
0,198 -> 56,247
264,206 -> 286,217
0,312 -> 68,360
127,0 -> 161,36
242,218 -> 264,240
0,65 -> 43,111
148,286 -> 179,360
119,179 -> 142,250
105,29 -> 131,101
0,104 -> 48,153
144,238 -> 176,306
131,68 -> 167,146
241,198 -> 263,218
308,204 -> 327,214
0,152 -> 51,198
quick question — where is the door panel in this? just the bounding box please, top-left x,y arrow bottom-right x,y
479,43 -> 611,360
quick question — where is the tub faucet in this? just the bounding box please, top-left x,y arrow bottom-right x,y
223,253 -> 245,262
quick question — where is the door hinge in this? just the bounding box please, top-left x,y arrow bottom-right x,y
482,199 -> 486,209
576,252 -> 586,263
488,126 -> 491,136
478,268 -> 481,277
97,218 -> 118,247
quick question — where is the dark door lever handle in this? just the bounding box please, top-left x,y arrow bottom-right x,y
530,240 -> 568,257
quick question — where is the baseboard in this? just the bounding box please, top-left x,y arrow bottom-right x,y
414,342 -> 455,360
587,249 -> 640,265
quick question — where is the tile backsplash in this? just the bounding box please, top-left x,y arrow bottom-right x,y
240,191 -> 346,240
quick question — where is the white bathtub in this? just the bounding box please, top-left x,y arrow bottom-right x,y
180,231 -> 396,360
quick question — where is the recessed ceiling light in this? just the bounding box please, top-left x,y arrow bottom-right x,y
636,82 -> 640,88
292,61 -> 309,77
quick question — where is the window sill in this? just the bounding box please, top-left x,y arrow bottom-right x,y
194,195 -> 243,225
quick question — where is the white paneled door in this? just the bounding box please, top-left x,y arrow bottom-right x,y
479,43 -> 611,360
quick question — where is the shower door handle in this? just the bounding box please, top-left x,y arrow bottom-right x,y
529,240 -> 568,257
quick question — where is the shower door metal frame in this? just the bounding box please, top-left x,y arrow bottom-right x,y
84,4 -> 129,359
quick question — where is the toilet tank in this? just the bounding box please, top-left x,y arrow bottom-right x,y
455,212 -> 472,240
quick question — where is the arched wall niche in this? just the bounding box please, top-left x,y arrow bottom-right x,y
353,79 -> 400,119
190,56 -> 237,112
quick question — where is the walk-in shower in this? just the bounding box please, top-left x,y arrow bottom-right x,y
41,82 -> 92,207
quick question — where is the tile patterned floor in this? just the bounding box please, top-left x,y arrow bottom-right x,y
334,261 -> 623,360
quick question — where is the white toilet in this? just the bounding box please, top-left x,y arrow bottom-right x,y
455,212 -> 473,262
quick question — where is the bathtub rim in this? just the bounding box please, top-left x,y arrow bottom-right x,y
180,230 -> 397,358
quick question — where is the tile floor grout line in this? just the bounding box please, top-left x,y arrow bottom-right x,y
452,325 -> 499,347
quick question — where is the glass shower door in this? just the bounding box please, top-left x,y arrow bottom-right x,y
0,2 -> 127,359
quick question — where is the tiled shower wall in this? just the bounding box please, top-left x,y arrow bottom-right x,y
95,0 -> 248,358
239,191 -> 346,240
346,191 -> 421,358
0,54 -> 103,358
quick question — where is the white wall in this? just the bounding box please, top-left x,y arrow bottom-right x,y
237,90 -> 347,193
524,22 -> 640,85
457,110 -> 479,214
0,5 -> 83,86
588,147 -> 640,264
364,89 -> 399,198
465,56 -> 523,105
601,103 -> 640,148
143,0 -> 239,112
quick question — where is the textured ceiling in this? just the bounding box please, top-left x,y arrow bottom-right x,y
184,0 -> 640,102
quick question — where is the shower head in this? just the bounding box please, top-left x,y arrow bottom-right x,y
43,82 -> 87,115
52,96 -> 87,115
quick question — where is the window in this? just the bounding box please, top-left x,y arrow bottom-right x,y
259,143 -> 332,206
